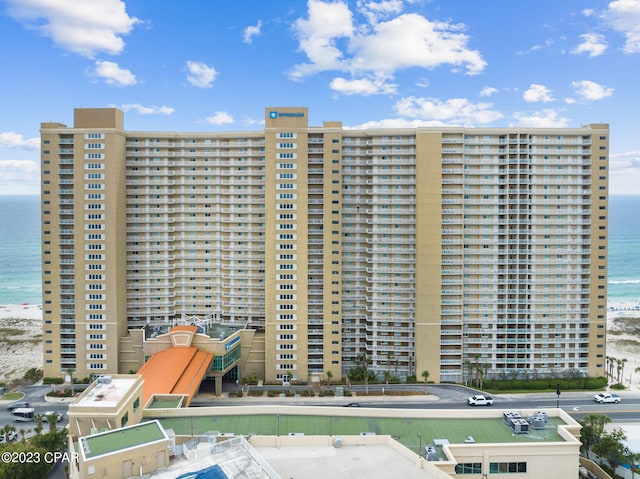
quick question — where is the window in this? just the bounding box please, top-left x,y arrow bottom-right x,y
489,462 -> 527,473
120,412 -> 129,428
455,463 -> 482,474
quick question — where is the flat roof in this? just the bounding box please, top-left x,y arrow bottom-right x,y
80,420 -> 167,459
75,377 -> 139,408
153,413 -> 566,449
256,443 -> 441,479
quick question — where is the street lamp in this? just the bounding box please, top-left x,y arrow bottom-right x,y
417,433 -> 422,455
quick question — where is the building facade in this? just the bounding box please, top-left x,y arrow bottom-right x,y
40,107 -> 609,384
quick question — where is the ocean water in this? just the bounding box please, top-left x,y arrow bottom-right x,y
0,195 -> 42,305
608,195 -> 640,304
0,195 -> 638,305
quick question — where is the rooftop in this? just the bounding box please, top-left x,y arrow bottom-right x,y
79,420 -> 167,460
137,346 -> 213,406
152,410 -> 567,452
144,322 -> 240,341
74,376 -> 139,408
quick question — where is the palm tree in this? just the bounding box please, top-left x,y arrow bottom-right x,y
464,360 -> 476,387
580,414 -> 611,456
66,368 -> 75,396
34,413 -> 44,435
1,424 -> 16,443
45,412 -> 59,433
616,359 -> 624,384
357,352 -> 370,394
421,370 -> 430,394
18,427 -> 26,442
609,356 -> 616,380
383,371 -> 391,387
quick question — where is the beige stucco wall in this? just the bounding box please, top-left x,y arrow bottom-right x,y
67,375 -> 144,437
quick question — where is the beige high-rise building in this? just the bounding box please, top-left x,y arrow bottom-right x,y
40,107 -> 609,385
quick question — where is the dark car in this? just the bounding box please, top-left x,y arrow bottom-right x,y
6,401 -> 29,411
344,402 -> 361,407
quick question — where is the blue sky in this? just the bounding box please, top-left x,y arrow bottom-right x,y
1,0 -> 639,194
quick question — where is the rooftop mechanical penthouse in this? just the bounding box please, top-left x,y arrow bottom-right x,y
40,107 -> 609,385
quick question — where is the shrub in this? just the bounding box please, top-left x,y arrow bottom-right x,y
610,383 -> 626,390
43,377 -> 64,385
47,389 -> 73,398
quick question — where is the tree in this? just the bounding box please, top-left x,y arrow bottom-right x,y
357,353 -> 370,394
627,452 -> 640,479
66,368 -> 75,396
593,427 -> 629,471
1,424 -> 16,443
18,428 -> 26,443
464,360 -> 476,387
33,413 -> 44,436
421,370 -> 430,394
45,412 -> 59,433
383,371 -> 392,387
326,370 -> 333,386
580,414 -> 611,456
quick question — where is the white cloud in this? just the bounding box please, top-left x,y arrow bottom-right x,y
603,0 -> 640,53
91,60 -> 136,86
356,0 -> 404,24
6,0 -> 139,58
290,0 -> 354,79
289,1 -> 486,88
120,104 -> 174,115
610,150 -> 640,194
516,38 -> 554,55
0,132 -> 40,150
395,96 -> 503,125
571,33 -> 607,57
186,61 -> 218,88
523,84 -> 553,103
350,14 -> 486,75
510,109 -> 570,128
571,80 -> 614,100
0,160 -> 40,194
205,112 -> 234,125
329,75 -> 397,95
243,20 -> 262,44
480,86 -> 498,97
346,117 -> 450,129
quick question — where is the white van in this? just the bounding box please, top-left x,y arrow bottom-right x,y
12,407 -> 35,422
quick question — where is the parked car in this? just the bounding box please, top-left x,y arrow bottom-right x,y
467,395 -> 494,406
42,411 -> 64,422
593,393 -> 621,404
0,430 -> 18,443
6,401 -> 29,411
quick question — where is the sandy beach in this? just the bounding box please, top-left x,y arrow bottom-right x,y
0,303 -> 43,382
0,302 -> 639,385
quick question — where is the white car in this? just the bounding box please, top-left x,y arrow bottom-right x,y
467,395 -> 494,406
43,411 -> 64,422
593,393 -> 621,404
0,430 -> 18,443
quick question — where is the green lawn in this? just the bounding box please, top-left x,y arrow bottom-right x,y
1,391 -> 24,401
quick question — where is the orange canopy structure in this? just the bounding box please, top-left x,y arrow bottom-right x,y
137,344 -> 213,407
